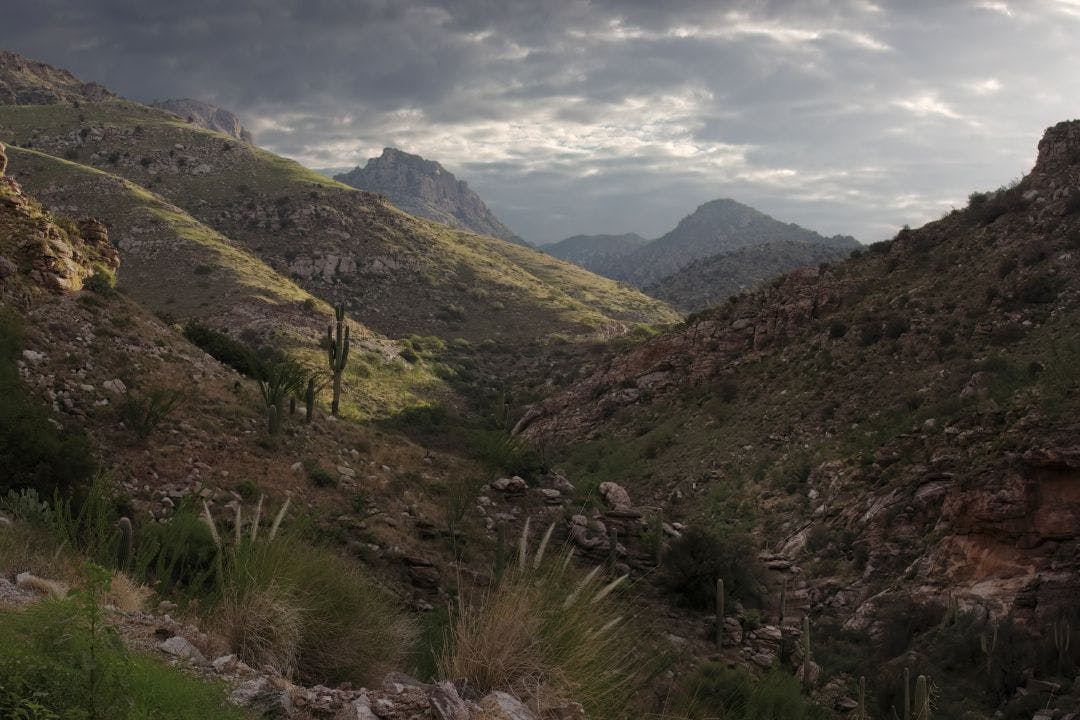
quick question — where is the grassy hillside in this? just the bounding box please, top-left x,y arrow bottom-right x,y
0,101 -> 679,345
4,145 -> 447,419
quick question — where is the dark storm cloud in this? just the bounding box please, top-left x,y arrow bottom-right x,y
3,0 -> 1080,243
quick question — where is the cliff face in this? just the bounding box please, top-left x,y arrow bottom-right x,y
0,142 -> 119,298
335,148 -> 524,244
516,121 -> 1080,627
151,98 -> 254,143
0,50 -> 115,105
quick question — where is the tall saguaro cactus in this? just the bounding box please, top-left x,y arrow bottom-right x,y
716,578 -> 725,651
914,675 -> 931,720
327,302 -> 350,416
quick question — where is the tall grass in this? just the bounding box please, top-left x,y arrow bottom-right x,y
208,498 -> 415,686
438,522 -> 649,719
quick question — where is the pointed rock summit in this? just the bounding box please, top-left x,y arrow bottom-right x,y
335,148 -> 525,245
152,98 -> 253,143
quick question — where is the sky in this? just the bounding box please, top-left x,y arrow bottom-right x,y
3,1 -> 1080,245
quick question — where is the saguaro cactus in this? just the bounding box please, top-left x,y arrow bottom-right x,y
903,667 -> 911,720
716,578 -> 725,650
801,615 -> 813,690
857,675 -> 866,720
327,302 -> 350,416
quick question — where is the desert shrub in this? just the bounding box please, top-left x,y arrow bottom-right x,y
305,462 -> 337,488
676,664 -> 825,720
84,263 -> 117,295
217,531 -> 413,685
470,429 -> 545,479
438,530 -> 644,719
858,321 -> 883,346
664,526 -> 761,610
1017,274 -> 1057,304
968,184 -> 1027,225
400,346 -> 420,363
120,387 -> 185,440
182,320 -> 262,376
828,320 -> 848,338
0,309 -> 97,497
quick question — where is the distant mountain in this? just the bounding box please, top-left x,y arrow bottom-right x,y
544,233 -> 648,276
645,239 -> 856,312
152,98 -> 253,143
335,148 -> 525,245
612,198 -> 859,287
0,49 -> 115,104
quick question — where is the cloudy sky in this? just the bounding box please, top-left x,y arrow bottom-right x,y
4,1 -> 1080,244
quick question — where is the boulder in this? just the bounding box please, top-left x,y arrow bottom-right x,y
598,481 -> 632,509
492,476 -> 528,493
479,691 -> 537,720
159,635 -> 206,664
430,681 -> 469,720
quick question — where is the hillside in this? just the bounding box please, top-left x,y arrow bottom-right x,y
335,147 -> 524,245
644,239 -> 856,312
544,232 -> 648,276
151,98 -> 253,143
0,49 -> 114,104
0,97 -> 677,349
621,198 -> 858,287
517,121 -> 1080,718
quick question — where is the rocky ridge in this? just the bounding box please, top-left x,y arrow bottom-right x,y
543,233 -> 648,276
151,98 -> 254,143
335,148 -> 524,245
0,49 -> 115,105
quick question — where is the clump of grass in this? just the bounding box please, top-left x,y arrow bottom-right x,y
120,387 -> 185,440
83,263 -> 117,295
210,497 -> 415,685
438,521 -> 645,719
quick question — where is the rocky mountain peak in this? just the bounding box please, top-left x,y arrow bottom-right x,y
151,98 -> 254,143
0,50 -> 115,105
334,148 -> 525,244
1033,119 -> 1080,177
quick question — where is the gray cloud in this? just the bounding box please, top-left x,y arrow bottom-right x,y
3,0 -> 1079,243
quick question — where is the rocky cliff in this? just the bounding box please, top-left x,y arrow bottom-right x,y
151,98 -> 253,143
0,50 -> 114,105
335,148 -> 524,244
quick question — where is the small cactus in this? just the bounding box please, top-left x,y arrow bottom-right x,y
914,674 -> 931,720
114,516 -> 133,571
327,302 -> 350,416
980,621 -> 998,675
268,403 -> 279,435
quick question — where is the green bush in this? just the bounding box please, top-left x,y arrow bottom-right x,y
677,664 -> 826,720
132,503 -> 220,599
306,463 -> 337,488
470,429 -> 545,479
83,263 -> 117,295
0,566 -> 245,720
664,526 -> 761,610
182,320 -> 262,376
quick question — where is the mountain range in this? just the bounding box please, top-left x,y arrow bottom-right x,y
1,48 -> 1078,720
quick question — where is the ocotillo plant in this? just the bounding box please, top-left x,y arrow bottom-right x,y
980,621 -> 998,675
304,377 -> 316,423
801,615 -> 813,690
327,302 -> 350,416
715,577 -> 725,651
1053,618 -> 1071,676
913,675 -> 931,720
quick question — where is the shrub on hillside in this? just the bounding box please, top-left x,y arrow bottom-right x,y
84,263 -> 117,295
676,664 -> 827,720
182,320 -> 262,376
120,387 -> 185,440
664,525 -> 761,610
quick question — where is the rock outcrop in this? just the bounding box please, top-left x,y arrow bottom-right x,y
335,148 -> 525,245
0,50 -> 115,105
151,98 -> 254,143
